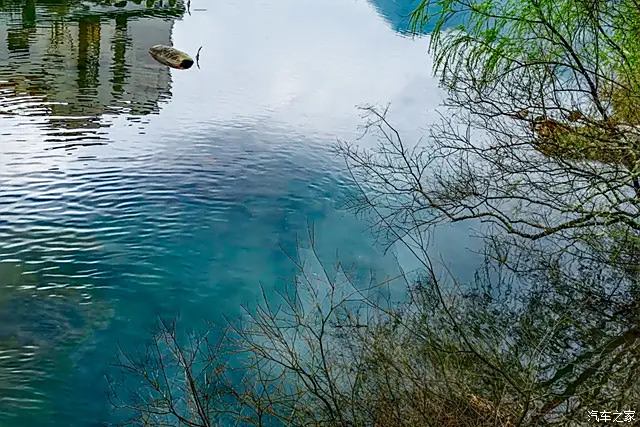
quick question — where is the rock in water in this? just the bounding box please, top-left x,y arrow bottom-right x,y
149,45 -> 194,70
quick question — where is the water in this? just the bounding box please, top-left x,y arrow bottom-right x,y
0,0 -> 476,424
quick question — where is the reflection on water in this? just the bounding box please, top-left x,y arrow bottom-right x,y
0,0 -> 184,149
0,261 -> 112,418
0,0 -> 458,425
368,0 -> 422,34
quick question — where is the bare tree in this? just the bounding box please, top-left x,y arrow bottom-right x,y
339,0 -> 640,250
110,225 -> 640,426
111,1 -> 640,425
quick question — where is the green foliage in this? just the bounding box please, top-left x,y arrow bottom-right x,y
411,0 -> 640,123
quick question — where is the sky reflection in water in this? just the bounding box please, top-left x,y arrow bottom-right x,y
0,0 -> 479,424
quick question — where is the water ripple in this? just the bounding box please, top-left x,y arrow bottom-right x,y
0,0 -> 438,424
0,0 -> 185,150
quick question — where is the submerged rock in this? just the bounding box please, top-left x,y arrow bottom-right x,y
149,45 -> 194,69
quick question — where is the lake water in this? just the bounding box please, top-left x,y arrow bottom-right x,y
0,0 -> 478,424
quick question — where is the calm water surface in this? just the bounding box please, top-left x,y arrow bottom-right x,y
0,0 -> 476,424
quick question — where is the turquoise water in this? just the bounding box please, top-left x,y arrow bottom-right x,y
0,0 -> 477,424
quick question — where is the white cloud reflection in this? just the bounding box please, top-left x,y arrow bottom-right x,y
164,0 -> 443,141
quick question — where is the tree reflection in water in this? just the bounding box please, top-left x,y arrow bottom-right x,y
0,0 -> 186,149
